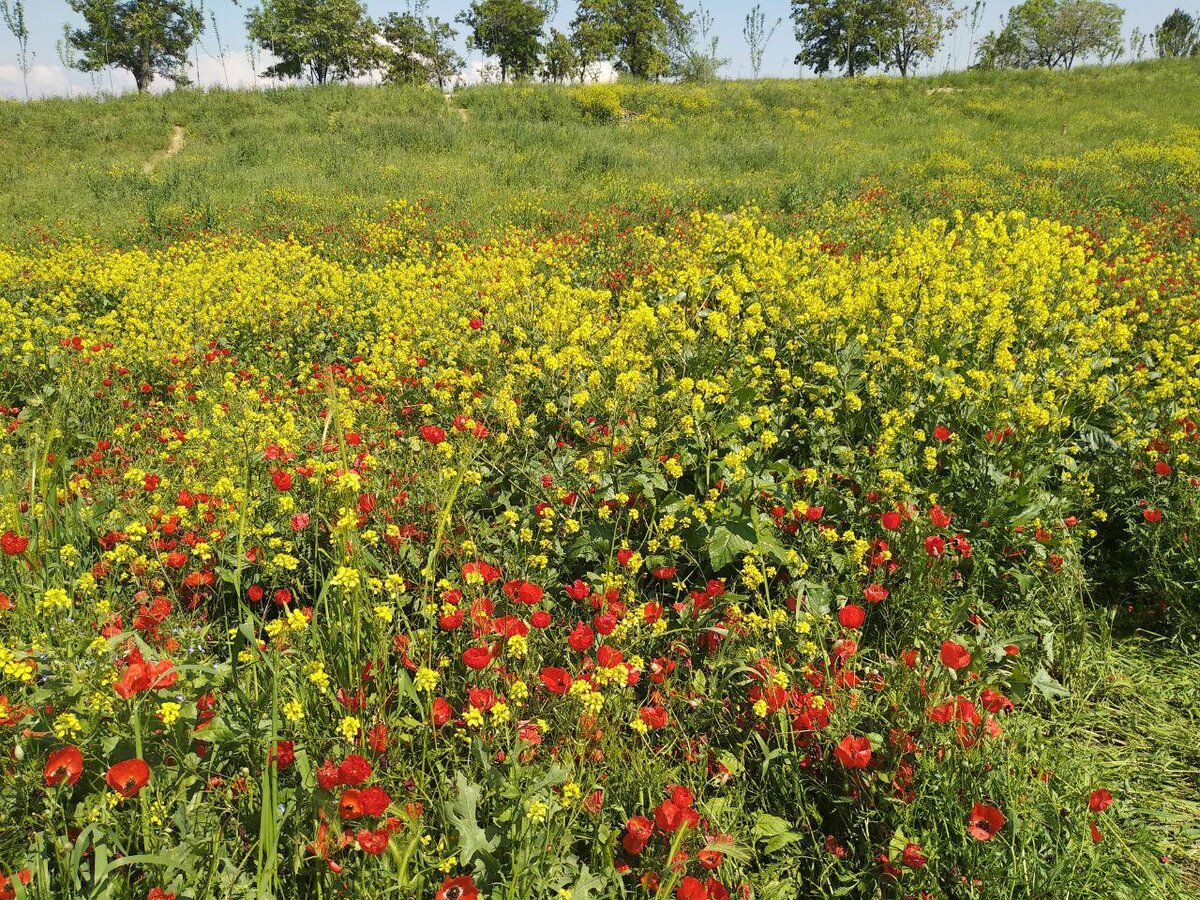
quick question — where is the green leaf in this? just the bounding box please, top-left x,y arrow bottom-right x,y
443,773 -> 499,866
709,521 -> 756,571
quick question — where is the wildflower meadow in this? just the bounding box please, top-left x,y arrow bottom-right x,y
1,55 -> 1200,900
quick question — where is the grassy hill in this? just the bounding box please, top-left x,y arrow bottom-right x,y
1,59 -> 1199,243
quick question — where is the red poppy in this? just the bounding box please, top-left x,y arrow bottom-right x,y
930,505 -> 951,527
0,531 -> 29,556
0,870 -> 31,900
357,828 -> 390,855
432,697 -> 453,728
881,511 -> 902,531
339,789 -> 364,820
834,734 -> 872,769
539,667 -> 572,695
360,786 -> 391,816
567,621 -> 594,652
530,610 -> 552,628
44,745 -> 84,786
1143,508 -> 1162,523
337,754 -> 372,786
639,706 -> 668,729
939,640 -> 971,670
623,815 -> 654,854
966,803 -> 1005,841
676,877 -> 707,900
862,583 -> 889,603
462,560 -> 501,583
1089,821 -> 1103,843
272,740 -> 295,770
901,842 -> 927,868
924,535 -> 946,557
106,758 -> 151,797
1089,788 -> 1113,812
564,579 -> 591,600
419,425 -> 447,445
838,604 -> 865,629
270,470 -> 292,492
435,874 -> 478,900
933,425 -> 952,441
503,579 -> 544,605
462,646 -> 492,670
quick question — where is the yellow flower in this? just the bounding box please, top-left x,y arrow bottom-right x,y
338,716 -> 361,742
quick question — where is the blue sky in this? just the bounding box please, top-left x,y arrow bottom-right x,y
0,1 -> 1191,98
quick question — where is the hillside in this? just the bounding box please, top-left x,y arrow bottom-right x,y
1,59 -> 1199,243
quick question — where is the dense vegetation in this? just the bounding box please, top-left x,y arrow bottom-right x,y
0,59 -> 1198,900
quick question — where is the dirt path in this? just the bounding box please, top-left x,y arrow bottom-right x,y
143,125 -> 186,174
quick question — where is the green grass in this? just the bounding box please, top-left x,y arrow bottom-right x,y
1,59 -> 1199,243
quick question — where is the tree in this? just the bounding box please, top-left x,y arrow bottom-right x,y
975,0 -> 1124,70
791,0 -> 892,77
541,28 -> 579,82
744,4 -> 782,78
1152,9 -> 1200,58
571,0 -> 692,80
457,0 -> 548,82
65,0 -> 204,93
246,0 -> 378,85
878,0 -> 963,76
379,2 -> 463,88
672,2 -> 728,83
0,1 -> 32,100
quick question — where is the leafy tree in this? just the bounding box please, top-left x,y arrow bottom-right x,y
570,0 -> 692,80
744,3 -> 782,79
1152,9 -> 1200,58
379,1 -> 463,89
246,0 -> 378,85
65,0 -> 204,93
0,1 -> 32,100
541,28 -> 579,82
457,0 -> 548,82
791,0 -> 892,77
975,0 -> 1124,70
878,0 -> 962,76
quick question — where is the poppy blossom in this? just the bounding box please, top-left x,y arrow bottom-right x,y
966,802 -> 1005,841
0,531 -> 28,556
339,789 -> 364,820
357,828 -> 390,855
1142,508 -> 1162,523
881,510 -> 902,531
939,640 -> 972,670
503,579 -> 543,605
838,603 -> 865,629
44,745 -> 84,786
462,646 -> 492,670
1089,788 -> 1113,812
106,758 -> 151,797
419,425 -> 447,445
539,667 -> 572,694
623,815 -> 654,854
567,621 -> 594,652
862,583 -> 888,603
337,754 -> 372,786
676,877 -> 707,900
901,842 -> 927,868
435,874 -> 479,900
834,734 -> 872,769
431,697 -> 453,728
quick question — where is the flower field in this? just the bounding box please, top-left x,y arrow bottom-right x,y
2,79 -> 1200,900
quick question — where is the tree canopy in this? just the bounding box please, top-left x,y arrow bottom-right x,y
246,0 -> 378,85
65,0 -> 203,93
571,0 -> 692,80
976,0 -> 1124,70
457,0 -> 548,82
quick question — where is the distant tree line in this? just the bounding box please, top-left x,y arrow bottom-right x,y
4,0 -> 1199,96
